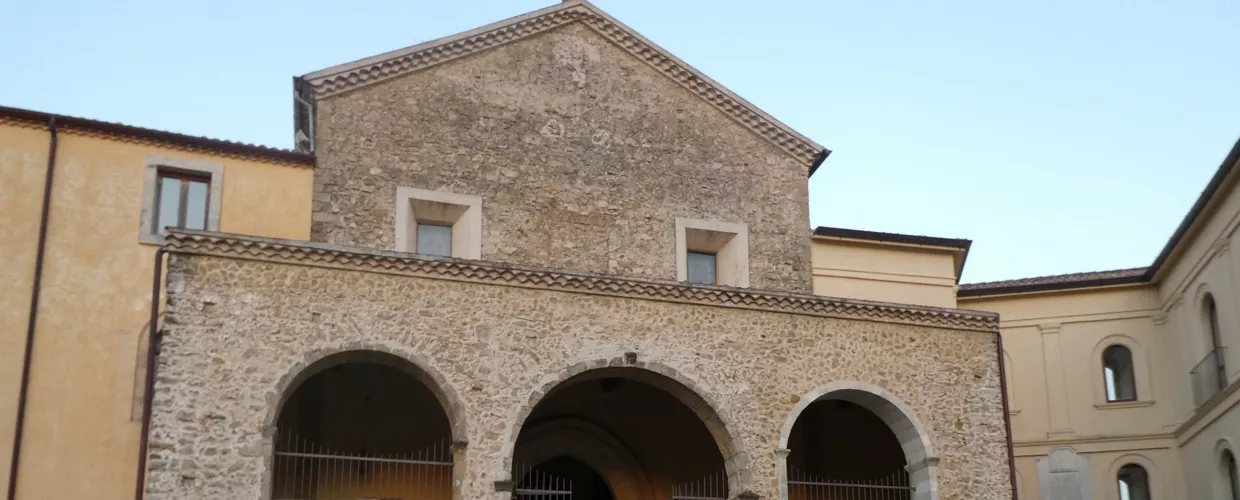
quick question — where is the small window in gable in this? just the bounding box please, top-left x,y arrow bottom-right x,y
686,251 -> 717,284
676,218 -> 749,288
1103,345 -> 1137,402
395,187 -> 482,260
416,223 -> 453,257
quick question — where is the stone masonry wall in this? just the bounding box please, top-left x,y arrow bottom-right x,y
311,22 -> 814,293
145,237 -> 1011,500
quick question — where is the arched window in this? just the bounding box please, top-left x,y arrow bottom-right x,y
1224,449 -> 1240,500
1205,294 -> 1228,389
1117,463 -> 1151,500
1103,345 -> 1137,402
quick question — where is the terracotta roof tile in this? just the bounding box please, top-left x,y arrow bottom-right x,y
0,105 -> 314,166
959,267 -> 1148,297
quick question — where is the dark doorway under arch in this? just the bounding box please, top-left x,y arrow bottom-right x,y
513,368 -> 730,500
517,455 -> 616,500
787,399 -> 912,499
272,360 -> 453,499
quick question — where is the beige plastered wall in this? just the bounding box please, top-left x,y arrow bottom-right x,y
1149,151 -> 1240,500
959,285 -> 1186,499
811,238 -> 960,308
0,119 -> 313,500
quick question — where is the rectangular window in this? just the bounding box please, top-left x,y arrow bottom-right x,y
154,171 -> 210,232
686,251 -> 717,285
416,223 -> 453,257
676,218 -> 748,287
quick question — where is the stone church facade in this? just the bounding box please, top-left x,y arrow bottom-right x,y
144,2 -> 1011,500
5,1 -> 1237,499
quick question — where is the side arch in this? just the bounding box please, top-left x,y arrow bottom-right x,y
261,345 -> 468,500
778,380 -> 938,500
262,345 -> 468,442
502,358 -> 750,493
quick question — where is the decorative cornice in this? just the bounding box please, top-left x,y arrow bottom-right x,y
164,230 -> 999,333
301,1 -> 824,168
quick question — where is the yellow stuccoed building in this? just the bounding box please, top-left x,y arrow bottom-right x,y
0,107 -> 315,500
0,2 -> 1237,500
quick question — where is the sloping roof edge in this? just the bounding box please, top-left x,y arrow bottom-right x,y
1144,136 -> 1240,281
959,136 -> 1240,298
813,226 -> 972,251
812,226 -> 972,283
958,267 -> 1148,298
301,0 -> 827,170
0,105 -> 315,167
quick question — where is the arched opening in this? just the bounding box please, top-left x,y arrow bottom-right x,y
1206,294 -> 1228,389
271,352 -> 454,500
1222,448 -> 1239,500
1194,293 -> 1229,405
780,384 -> 935,500
1117,463 -> 1151,500
512,367 -> 732,500
786,399 -> 911,499
1103,345 -> 1137,402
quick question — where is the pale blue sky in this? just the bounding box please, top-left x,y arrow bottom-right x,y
2,0 -> 1236,283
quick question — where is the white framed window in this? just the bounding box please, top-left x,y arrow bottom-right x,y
675,218 -> 748,287
139,154 -> 224,245
395,187 -> 482,259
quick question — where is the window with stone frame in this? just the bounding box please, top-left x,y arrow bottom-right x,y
395,187 -> 482,260
138,155 -> 224,245
675,218 -> 749,288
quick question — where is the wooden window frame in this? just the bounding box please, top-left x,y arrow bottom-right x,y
156,170 -> 212,231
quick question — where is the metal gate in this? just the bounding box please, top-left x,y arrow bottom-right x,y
512,463 -> 574,500
271,429 -> 453,500
672,470 -> 727,500
787,467 -> 913,500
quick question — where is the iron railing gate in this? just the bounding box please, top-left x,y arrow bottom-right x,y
787,467 -> 913,500
672,470 -> 727,500
512,463 -> 574,500
271,429 -> 453,500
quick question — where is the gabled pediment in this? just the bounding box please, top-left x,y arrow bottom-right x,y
302,0 -> 827,170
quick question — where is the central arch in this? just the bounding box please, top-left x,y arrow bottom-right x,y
515,418 -> 653,500
506,360 -> 746,500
